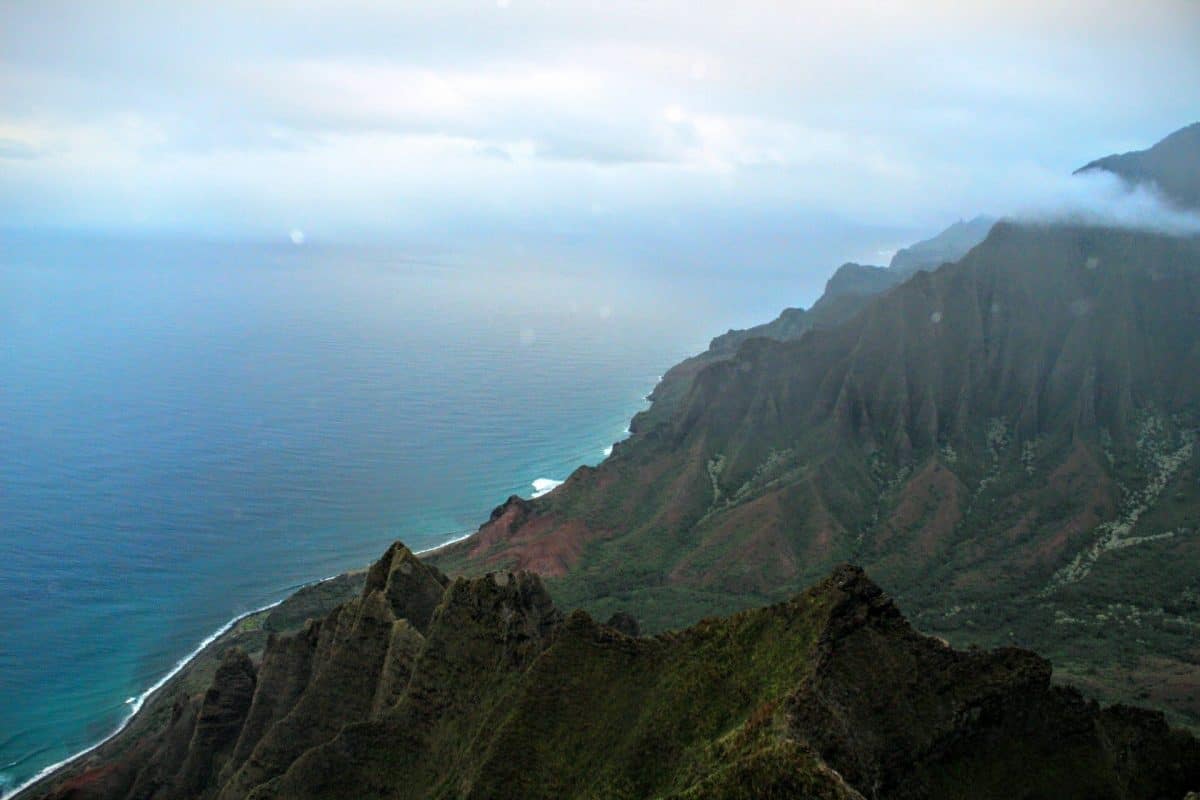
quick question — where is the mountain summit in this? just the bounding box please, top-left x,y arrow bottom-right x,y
888,216 -> 996,277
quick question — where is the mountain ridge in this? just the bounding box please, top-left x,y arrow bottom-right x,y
631,217 -> 996,436
433,218 -> 1200,730
23,544 -> 1200,800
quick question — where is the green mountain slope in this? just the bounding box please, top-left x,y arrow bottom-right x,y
28,545 -> 1200,800
434,222 -> 1200,728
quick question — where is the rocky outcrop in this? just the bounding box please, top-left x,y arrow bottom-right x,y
214,544 -> 447,799
219,622 -> 320,786
369,618 -> 424,715
177,649 -> 257,798
604,610 -> 641,637
788,566 -> 1200,799
17,573 -> 364,800
241,568 -> 564,800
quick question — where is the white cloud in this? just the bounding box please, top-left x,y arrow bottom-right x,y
0,0 -> 1196,252
1009,170 -> 1200,236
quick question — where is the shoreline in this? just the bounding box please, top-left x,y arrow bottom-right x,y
2,577 -> 340,800
7,397 -> 656,800
6,519 -> 489,800
414,529 -> 474,557
8,513 -> 564,799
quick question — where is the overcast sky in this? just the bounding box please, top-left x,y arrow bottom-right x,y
2,1 -> 1197,279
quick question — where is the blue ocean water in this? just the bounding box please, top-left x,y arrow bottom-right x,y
0,233 -> 819,794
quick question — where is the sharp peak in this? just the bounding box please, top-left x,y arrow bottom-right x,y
810,563 -> 884,601
800,564 -> 904,636
363,540 -> 421,590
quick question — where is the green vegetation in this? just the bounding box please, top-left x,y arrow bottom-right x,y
464,597 -> 826,799
30,552 -> 1198,799
433,221 -> 1200,732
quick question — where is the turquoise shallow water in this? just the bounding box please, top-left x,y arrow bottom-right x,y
0,233 -> 825,794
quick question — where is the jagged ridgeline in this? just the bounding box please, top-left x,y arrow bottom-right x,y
26,544 -> 1200,800
434,220 -> 1200,729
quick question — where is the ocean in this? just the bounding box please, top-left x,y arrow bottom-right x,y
0,232 -> 838,795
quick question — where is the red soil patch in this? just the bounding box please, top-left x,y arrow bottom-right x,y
880,458 -> 966,557
1001,510 -> 1035,544
668,482 -> 831,594
1029,441 -> 1114,564
469,502 -> 595,578
469,500 -> 533,557
799,488 -> 842,564
51,759 -> 131,799
641,441 -> 715,530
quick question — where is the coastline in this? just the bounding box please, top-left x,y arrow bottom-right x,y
7,394 -> 656,800
6,520 -> 491,800
2,578 -> 343,800
414,529 -> 475,557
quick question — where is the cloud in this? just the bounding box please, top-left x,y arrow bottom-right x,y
1007,169 -> 1200,236
0,0 -> 1197,258
231,59 -> 679,166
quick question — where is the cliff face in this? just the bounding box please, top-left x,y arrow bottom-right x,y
634,260 -> 910,434
30,545 -> 1200,800
631,214 -> 995,437
435,221 -> 1200,728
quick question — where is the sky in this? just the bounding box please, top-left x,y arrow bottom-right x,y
1,0 -> 1198,283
